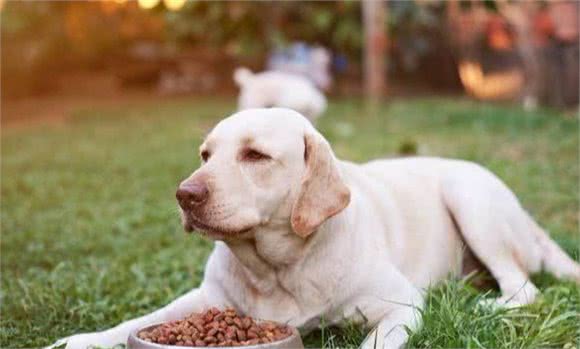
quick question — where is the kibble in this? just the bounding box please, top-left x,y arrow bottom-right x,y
138,307 -> 292,347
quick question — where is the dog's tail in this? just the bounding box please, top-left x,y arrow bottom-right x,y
530,216 -> 580,283
233,67 -> 253,86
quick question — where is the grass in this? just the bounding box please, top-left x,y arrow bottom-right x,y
1,97 -> 579,348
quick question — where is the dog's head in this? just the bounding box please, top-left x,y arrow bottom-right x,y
176,108 -> 350,239
233,67 -> 264,110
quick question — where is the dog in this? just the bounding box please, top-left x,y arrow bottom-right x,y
233,68 -> 327,122
52,108 -> 580,349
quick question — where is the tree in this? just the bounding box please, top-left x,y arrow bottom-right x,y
362,0 -> 387,106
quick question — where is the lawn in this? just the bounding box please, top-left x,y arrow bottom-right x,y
1,97 -> 579,348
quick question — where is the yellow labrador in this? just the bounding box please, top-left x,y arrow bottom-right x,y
52,108 -> 579,349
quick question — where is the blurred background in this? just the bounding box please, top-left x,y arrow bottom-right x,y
2,0 -> 578,115
2,2 -> 580,348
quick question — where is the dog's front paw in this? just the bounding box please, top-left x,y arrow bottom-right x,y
359,326 -> 408,349
360,328 -> 390,349
47,332 -> 124,349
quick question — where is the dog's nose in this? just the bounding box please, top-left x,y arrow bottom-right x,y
176,180 -> 209,209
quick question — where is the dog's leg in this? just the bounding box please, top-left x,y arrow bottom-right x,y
49,287 -> 215,349
441,168 -> 550,307
450,214 -> 539,307
358,265 -> 424,349
360,305 -> 421,349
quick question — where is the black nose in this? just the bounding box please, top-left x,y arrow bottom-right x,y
176,180 -> 209,209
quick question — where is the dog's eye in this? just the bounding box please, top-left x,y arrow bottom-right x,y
242,149 -> 271,162
200,150 -> 210,162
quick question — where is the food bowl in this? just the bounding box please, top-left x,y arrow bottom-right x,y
127,322 -> 304,349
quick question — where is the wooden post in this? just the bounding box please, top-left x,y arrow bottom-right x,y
363,0 -> 387,108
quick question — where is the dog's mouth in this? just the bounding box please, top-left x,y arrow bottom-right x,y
183,214 -> 253,237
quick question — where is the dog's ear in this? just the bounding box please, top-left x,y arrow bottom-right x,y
291,132 -> 351,237
233,67 -> 253,86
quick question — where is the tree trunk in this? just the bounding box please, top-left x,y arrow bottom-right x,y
363,0 -> 387,107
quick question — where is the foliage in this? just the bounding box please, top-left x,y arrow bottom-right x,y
162,1 -> 449,62
1,1 -> 449,68
163,1 -> 364,61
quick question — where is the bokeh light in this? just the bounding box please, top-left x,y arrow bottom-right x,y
138,0 -> 160,10
164,0 -> 187,11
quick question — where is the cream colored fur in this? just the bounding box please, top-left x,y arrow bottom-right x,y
51,108 -> 580,349
234,68 -> 327,122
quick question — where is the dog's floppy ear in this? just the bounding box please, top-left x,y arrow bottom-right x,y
233,67 -> 253,86
291,132 -> 351,237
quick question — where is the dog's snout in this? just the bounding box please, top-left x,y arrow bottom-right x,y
176,180 -> 209,209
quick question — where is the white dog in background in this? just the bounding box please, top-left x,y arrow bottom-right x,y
234,68 -> 327,122
52,108 -> 580,349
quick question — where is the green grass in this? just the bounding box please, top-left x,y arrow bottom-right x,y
2,97 -> 579,348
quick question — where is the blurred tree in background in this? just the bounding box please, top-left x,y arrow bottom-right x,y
1,0 -> 577,107
163,1 -> 362,60
1,2 -> 68,96
1,1 -> 164,96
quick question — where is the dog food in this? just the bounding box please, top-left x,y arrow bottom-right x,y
138,307 -> 293,347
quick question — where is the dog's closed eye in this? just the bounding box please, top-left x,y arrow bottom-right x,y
241,148 -> 271,162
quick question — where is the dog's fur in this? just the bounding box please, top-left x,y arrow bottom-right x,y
52,108 -> 580,349
234,68 -> 327,122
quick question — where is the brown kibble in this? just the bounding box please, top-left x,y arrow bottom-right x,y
137,307 -> 292,347
241,317 -> 252,330
236,329 -> 247,341
233,317 -> 243,328
203,312 -> 214,323
225,327 -> 236,337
